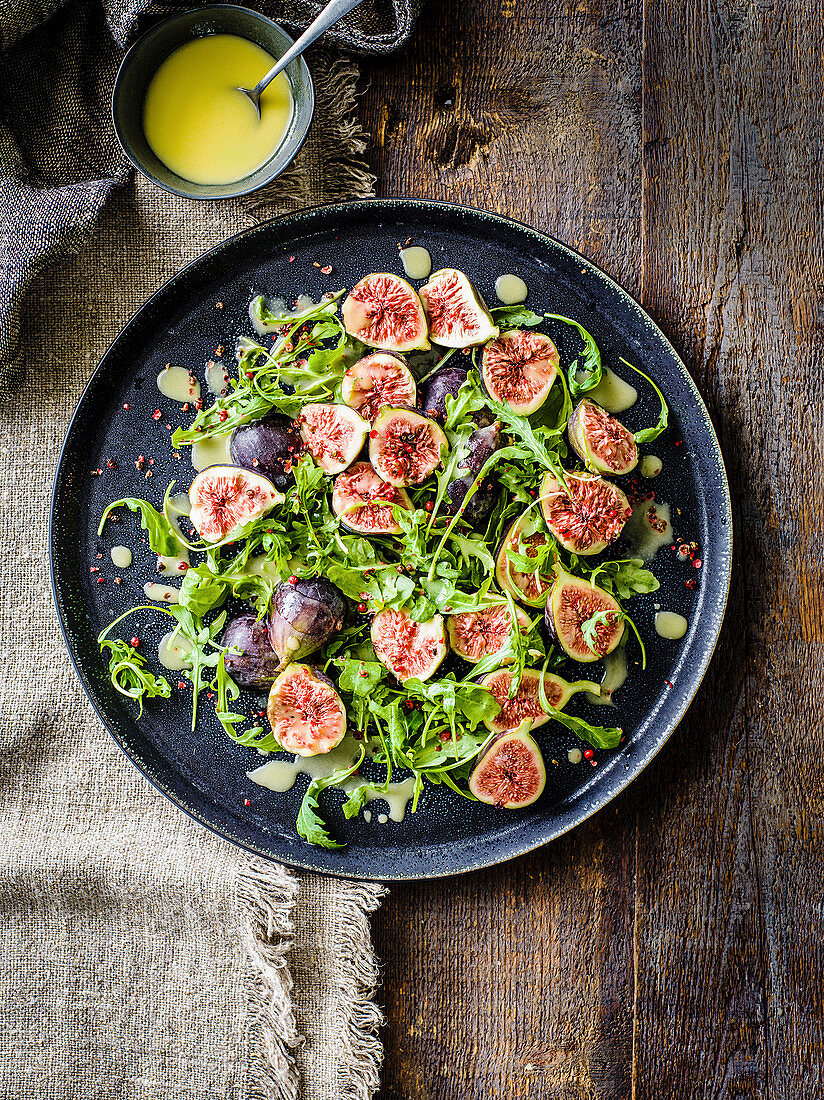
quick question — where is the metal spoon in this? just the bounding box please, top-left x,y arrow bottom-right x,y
239,0 -> 367,116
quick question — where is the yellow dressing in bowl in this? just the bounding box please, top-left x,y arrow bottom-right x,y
142,34 -> 293,186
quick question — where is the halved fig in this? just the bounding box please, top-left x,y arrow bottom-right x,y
269,578 -> 347,667
447,602 -> 531,664
546,566 -> 625,662
222,613 -> 279,690
468,720 -> 546,808
494,510 -> 554,607
420,364 -> 469,421
331,462 -> 413,535
481,329 -> 559,414
342,273 -> 430,353
480,667 -> 600,733
297,403 -> 368,474
230,414 -> 303,491
568,398 -> 639,475
267,663 -> 347,757
445,420 -> 502,527
341,353 -> 417,423
189,465 -> 283,543
369,407 -> 448,487
419,269 -> 499,348
539,470 -> 632,555
370,608 -> 447,682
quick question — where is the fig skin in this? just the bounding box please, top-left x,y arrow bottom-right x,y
331,461 -> 413,535
189,465 -> 283,543
341,353 -> 417,423
481,329 -> 559,414
269,577 -> 347,668
419,269 -> 499,348
468,721 -> 546,809
369,406 -> 448,488
447,602 -> 531,664
567,398 -> 639,476
342,273 -> 430,353
221,614 -> 281,690
539,469 -> 632,555
480,667 -> 600,733
230,414 -> 303,491
297,403 -> 368,475
420,365 -> 469,422
371,608 -> 447,683
494,510 -> 554,607
267,663 -> 347,757
545,567 -> 625,662
444,421 -> 502,527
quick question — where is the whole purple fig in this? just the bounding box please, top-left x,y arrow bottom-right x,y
269,578 -> 347,667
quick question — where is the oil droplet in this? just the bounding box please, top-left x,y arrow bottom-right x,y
363,810 -> 372,823
641,455 -> 663,478
378,813 -> 389,824
143,581 -> 180,604
494,274 -> 528,304
399,246 -> 432,280
567,747 -> 583,764
655,611 -> 689,640
191,431 -> 233,472
623,500 -> 672,561
157,364 -> 201,403
585,367 -> 637,413
586,648 -> 629,706
158,632 -> 193,670
205,360 -> 230,397
110,545 -> 132,568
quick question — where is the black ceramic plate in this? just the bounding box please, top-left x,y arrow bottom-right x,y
50,199 -> 731,880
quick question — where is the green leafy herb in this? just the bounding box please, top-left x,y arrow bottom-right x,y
296,747 -> 366,848
545,313 -> 603,396
99,639 -> 171,716
620,357 -> 670,443
98,498 -> 183,557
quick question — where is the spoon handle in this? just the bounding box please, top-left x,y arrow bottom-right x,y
250,0 -> 367,98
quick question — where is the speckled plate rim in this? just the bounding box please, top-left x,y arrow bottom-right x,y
49,198 -> 733,881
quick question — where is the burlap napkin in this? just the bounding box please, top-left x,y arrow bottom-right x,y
0,44 -> 392,1100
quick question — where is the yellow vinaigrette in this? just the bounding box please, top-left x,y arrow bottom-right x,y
143,34 -> 293,186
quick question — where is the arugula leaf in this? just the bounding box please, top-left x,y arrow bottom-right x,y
489,305 -> 543,327
99,639 -> 171,717
536,660 -> 622,749
619,357 -> 670,443
294,743 -> 367,848
545,313 -> 603,395
98,498 -> 182,557
585,558 -> 660,600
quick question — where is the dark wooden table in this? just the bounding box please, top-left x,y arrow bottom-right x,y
358,1 -> 822,1095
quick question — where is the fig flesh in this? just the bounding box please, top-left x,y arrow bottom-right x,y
468,720 -> 546,809
539,470 -> 632,555
370,608 -> 447,682
230,414 -> 303,491
480,667 -> 600,733
341,353 -> 417,423
420,364 -> 469,422
494,510 -> 554,607
546,567 -> 625,662
297,403 -> 368,475
269,577 -> 347,668
342,273 -> 429,353
331,461 -> 413,535
444,420 -> 502,527
568,398 -> 639,475
267,663 -> 347,757
221,613 -> 280,690
419,268 -> 499,348
481,329 -> 559,414
369,406 -> 448,487
189,465 -> 283,543
447,602 -> 531,664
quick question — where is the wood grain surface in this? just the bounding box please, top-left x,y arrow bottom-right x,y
358,0 -> 823,1096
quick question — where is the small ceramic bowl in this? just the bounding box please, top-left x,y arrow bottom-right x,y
112,5 -> 314,200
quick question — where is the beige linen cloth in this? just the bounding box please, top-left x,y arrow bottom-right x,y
0,55 -> 386,1100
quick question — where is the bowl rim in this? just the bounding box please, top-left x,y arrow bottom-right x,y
111,3 -> 315,201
